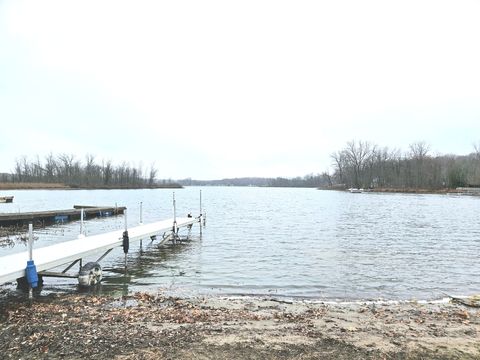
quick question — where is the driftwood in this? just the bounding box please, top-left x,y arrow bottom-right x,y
447,294 -> 480,308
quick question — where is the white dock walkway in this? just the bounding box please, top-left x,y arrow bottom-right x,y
0,217 -> 198,285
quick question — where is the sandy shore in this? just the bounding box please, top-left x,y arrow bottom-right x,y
0,291 -> 479,359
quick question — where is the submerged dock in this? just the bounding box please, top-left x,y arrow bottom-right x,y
0,205 -> 126,227
0,196 -> 14,203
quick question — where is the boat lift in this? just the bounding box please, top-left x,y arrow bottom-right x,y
0,191 -> 206,296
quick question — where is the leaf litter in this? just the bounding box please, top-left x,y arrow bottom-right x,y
0,290 -> 479,359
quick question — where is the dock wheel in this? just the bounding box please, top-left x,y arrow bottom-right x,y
78,262 -> 102,287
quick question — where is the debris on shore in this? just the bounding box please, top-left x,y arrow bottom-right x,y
0,291 -> 479,359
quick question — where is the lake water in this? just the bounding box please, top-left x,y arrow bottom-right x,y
1,187 -> 479,301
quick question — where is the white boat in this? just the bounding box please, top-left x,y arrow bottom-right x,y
348,188 -> 363,193
0,196 -> 14,203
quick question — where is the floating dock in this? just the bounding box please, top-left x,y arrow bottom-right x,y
0,216 -> 199,286
0,205 -> 126,227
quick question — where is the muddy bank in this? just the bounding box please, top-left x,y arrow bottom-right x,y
0,291 -> 478,359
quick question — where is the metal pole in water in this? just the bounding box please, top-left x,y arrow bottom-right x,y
173,192 -> 177,244
173,192 -> 177,224
28,223 -> 33,300
79,208 -> 85,238
28,223 -> 33,262
139,202 -> 143,248
199,189 -> 203,235
124,209 -> 128,269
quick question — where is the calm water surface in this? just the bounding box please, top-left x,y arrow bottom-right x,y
1,187 -> 479,301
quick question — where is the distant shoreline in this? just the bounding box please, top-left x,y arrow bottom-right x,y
1,182 -> 475,195
318,186 -> 465,195
0,182 -> 183,190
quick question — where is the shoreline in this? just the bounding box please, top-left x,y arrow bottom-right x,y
318,186 -> 466,195
0,183 -> 466,194
0,182 -> 183,190
0,290 -> 478,359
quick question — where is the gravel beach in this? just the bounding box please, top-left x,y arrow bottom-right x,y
1,291 -> 479,359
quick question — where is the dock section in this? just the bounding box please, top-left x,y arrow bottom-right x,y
0,216 -> 198,285
0,206 -> 126,227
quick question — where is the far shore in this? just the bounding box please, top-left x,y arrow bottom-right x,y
0,182 -> 470,194
0,182 -> 183,190
318,186 -> 466,195
365,187 -> 461,195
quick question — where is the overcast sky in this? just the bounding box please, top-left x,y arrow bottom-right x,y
1,1 -> 479,180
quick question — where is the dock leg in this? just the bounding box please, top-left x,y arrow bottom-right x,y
28,224 -> 33,301
122,210 -> 129,272
199,190 -> 203,237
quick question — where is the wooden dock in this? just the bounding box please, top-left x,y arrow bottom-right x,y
0,205 -> 126,227
0,216 -> 199,286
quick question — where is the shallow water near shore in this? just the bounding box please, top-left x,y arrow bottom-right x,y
1,186 -> 479,301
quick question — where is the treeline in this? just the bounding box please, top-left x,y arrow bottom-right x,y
268,174 -> 331,187
178,175 -> 331,188
6,153 -> 163,188
179,177 -> 271,186
330,140 -> 480,189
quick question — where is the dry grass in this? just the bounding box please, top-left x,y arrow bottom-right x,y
0,182 -> 69,190
0,182 -> 183,190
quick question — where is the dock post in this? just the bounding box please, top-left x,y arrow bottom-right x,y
27,223 -> 35,300
122,210 -> 129,270
199,190 -> 203,235
139,202 -> 143,249
28,223 -> 33,264
79,208 -> 85,238
173,192 -> 178,244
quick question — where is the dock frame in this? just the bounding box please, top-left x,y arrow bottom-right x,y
0,191 -> 205,291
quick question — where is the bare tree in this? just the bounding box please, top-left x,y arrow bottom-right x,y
13,157 -> 23,182
57,153 -> 76,183
331,151 -> 346,184
148,163 -> 158,186
408,141 -> 430,188
473,141 -> 480,159
409,141 -> 430,160
321,171 -> 333,187
471,141 -> 480,185
44,153 -> 57,182
102,159 -> 113,185
343,140 -> 376,188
